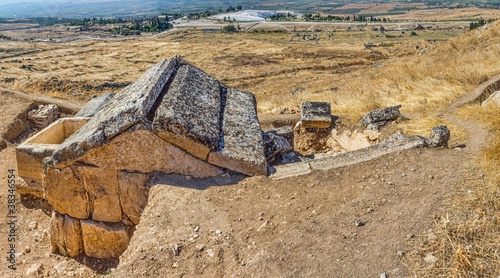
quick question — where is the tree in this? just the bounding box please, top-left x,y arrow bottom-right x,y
223,24 -> 237,32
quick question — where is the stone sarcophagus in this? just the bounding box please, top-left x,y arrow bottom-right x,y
16,55 -> 267,259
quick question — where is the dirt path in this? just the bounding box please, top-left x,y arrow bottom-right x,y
0,87 -> 84,114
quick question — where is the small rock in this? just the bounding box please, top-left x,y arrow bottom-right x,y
55,261 -> 71,275
194,226 -> 200,232
407,233 -> 415,239
173,243 -> 180,256
307,254 -> 315,259
216,230 -> 222,236
380,273 -> 388,278
195,244 -> 205,252
401,173 -> 406,177
429,175 -> 434,179
397,250 -> 404,257
25,246 -> 31,253
428,125 -> 450,148
28,222 -> 38,230
26,263 -> 43,277
410,168 -> 415,171
355,220 -> 365,227
207,249 -> 214,257
172,262 -> 179,268
424,253 -> 438,264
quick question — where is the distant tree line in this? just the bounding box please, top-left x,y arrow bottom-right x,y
269,13 -> 297,21
128,17 -> 172,32
303,13 -> 389,22
0,17 -> 71,26
469,19 -> 487,30
67,18 -> 125,26
186,6 -> 243,20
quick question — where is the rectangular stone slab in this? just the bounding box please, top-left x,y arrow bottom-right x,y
152,64 -> 222,160
301,101 -> 332,128
208,88 -> 267,176
43,164 -> 90,219
75,92 -> 115,117
78,166 -> 122,223
269,162 -> 312,180
118,171 -> 149,225
50,210 -> 83,257
80,126 -> 223,178
81,220 -> 133,259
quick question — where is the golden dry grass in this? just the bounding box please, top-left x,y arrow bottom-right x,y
406,103 -> 500,277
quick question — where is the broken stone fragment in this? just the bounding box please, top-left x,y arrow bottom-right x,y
207,88 -> 267,176
80,126 -> 222,178
75,92 -> 115,117
43,163 -> 90,219
357,105 -> 401,127
481,91 -> 500,107
78,166 -> 122,222
81,220 -> 133,259
153,64 -> 222,160
27,104 -> 59,129
50,211 -> 83,257
118,171 -> 149,225
262,125 -> 294,148
301,101 -> 332,128
262,131 -> 293,162
428,125 -> 450,148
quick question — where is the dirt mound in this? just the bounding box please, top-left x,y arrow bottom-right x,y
112,145 -> 469,277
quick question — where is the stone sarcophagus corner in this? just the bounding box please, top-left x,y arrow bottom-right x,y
16,55 -> 267,259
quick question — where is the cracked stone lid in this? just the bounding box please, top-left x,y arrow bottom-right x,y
48,55 -> 267,176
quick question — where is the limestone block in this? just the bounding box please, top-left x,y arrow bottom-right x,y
81,127 -> 222,178
269,162 -> 312,180
51,57 -> 182,168
16,144 -> 57,197
78,166 -> 122,222
357,105 -> 401,127
118,171 -> 149,225
43,164 -> 90,219
208,88 -> 267,176
428,125 -> 450,148
482,91 -> 500,107
75,92 -> 115,117
81,220 -> 132,258
301,101 -> 332,128
50,211 -> 83,257
152,64 -> 222,160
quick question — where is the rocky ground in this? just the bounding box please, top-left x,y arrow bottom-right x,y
0,85 -> 488,277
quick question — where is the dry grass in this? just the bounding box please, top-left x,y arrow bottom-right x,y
406,103 -> 500,277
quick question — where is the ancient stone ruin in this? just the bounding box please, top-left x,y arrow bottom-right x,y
16,55 -> 451,260
16,55 -> 266,258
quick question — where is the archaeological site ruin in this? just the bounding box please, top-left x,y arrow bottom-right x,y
16,55 -> 451,259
